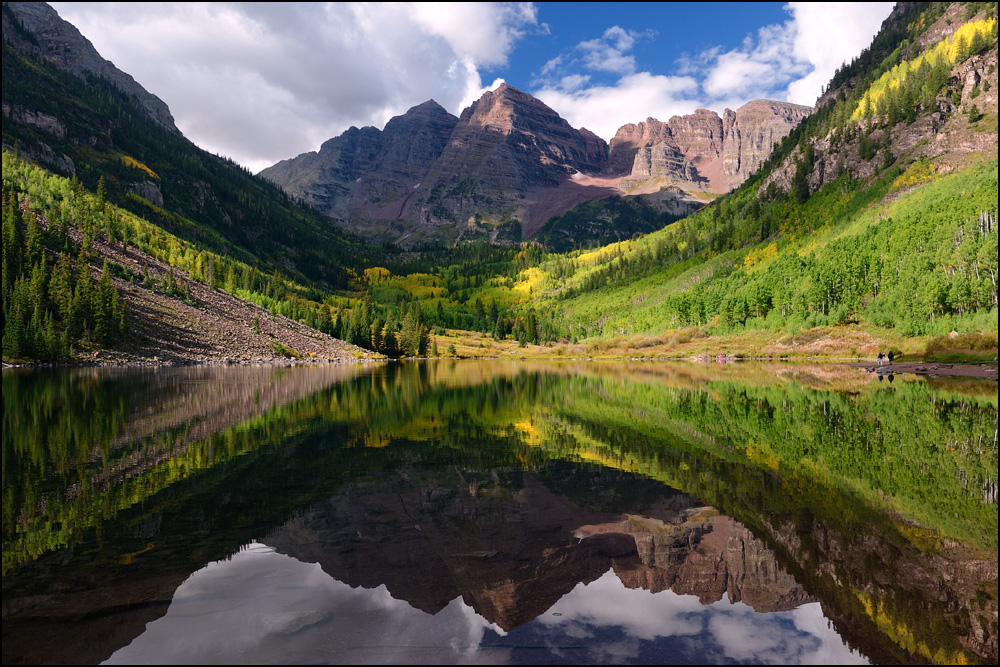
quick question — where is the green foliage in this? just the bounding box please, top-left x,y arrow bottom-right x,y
3,362 -> 994,663
2,149 -> 359,359
2,158 -> 128,360
537,195 -> 688,252
269,340 -> 302,358
852,16 -> 998,125
1,41 -> 386,289
925,331 -> 998,362
543,157 -> 997,341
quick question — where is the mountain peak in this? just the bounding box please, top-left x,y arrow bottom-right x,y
465,82 -> 566,135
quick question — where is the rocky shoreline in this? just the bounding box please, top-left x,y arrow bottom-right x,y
843,361 -> 999,380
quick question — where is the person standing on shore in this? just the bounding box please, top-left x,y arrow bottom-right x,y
878,352 -> 884,366
888,351 -> 894,364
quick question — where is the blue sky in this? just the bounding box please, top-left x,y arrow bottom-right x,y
51,2 -> 894,173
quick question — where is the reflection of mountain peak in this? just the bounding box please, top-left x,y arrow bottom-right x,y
265,466 -> 811,630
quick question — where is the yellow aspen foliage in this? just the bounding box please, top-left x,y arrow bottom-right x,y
851,17 -> 997,122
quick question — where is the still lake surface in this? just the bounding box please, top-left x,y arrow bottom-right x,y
2,360 -> 997,665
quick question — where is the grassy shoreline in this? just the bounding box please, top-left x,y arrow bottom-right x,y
428,323 -> 998,364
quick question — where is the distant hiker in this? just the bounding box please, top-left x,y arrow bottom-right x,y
888,351 -> 894,364
877,352 -> 884,366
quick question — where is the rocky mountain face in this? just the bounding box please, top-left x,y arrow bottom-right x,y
609,100 -> 812,193
264,466 -> 813,632
3,1 -> 374,289
721,100 -> 814,183
261,100 -> 458,223
262,83 -> 620,244
2,1 -> 177,133
262,87 -> 811,247
763,2 -> 999,201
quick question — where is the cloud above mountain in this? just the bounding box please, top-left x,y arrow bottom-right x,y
52,2 -> 539,172
532,2 -> 893,140
51,2 -> 892,173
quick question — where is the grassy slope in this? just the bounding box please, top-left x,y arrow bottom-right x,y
540,156 -> 997,353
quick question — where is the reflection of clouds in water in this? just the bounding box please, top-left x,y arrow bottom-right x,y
539,570 -> 705,639
536,570 -> 868,665
103,542 -> 508,665
790,603 -> 870,666
104,546 -> 867,665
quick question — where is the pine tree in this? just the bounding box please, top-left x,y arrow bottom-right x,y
95,260 -> 115,344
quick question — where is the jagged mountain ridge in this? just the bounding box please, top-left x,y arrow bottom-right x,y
261,85 -> 811,247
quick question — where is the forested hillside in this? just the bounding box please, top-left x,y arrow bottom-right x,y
2,4 -> 379,290
1,150 -> 375,363
527,2 -> 998,345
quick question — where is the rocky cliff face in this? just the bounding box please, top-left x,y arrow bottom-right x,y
2,1 -> 178,133
763,7 -> 998,202
264,467 -> 814,632
403,83 -> 613,240
262,84 -> 618,244
722,99 -> 813,182
608,117 -> 678,172
668,108 -> 726,168
609,101 -> 812,192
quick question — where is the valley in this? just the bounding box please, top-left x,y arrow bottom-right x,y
2,1 -> 997,367
2,3 -> 998,665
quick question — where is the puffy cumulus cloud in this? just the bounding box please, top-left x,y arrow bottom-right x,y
409,1 -> 539,67
536,4 -> 893,143
105,541 -> 511,665
50,2 -> 539,173
695,2 -> 893,107
528,571 -> 871,665
531,25 -> 697,141
534,24 -> 653,85
785,2 -> 896,105
533,71 -> 699,140
577,26 -> 649,75
702,50 -> 782,99
688,15 -> 805,103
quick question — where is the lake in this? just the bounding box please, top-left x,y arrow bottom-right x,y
2,360 -> 997,665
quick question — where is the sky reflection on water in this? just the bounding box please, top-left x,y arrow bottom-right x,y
106,540 -> 868,665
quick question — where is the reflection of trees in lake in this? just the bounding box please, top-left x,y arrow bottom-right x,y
2,361 -> 997,664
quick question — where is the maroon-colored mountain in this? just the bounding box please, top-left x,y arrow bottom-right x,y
260,100 -> 458,227
261,86 -> 811,246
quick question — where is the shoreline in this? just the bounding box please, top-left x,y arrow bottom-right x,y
5,355 -> 997,381
841,360 -> 999,380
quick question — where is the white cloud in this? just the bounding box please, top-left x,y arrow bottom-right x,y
703,51 -> 778,98
409,2 -> 539,67
45,2 -> 893,171
50,2 -> 538,173
533,71 -> 700,139
785,2 -> 896,105
696,2 -> 894,107
695,13 -> 805,102
534,3 -> 892,142
104,541 -> 511,665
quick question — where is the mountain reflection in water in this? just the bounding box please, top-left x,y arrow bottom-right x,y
105,540 -> 863,665
2,360 -> 996,665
